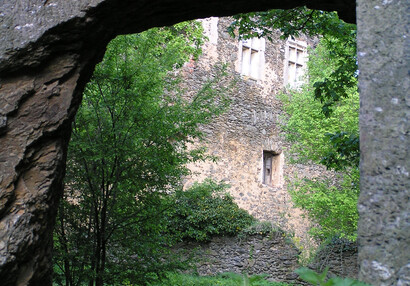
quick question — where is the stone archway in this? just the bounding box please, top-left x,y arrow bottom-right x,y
0,0 -> 408,285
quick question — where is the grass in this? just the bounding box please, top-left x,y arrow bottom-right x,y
148,272 -> 293,286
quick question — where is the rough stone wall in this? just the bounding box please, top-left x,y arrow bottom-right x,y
183,17 -> 332,240
178,234 -> 358,283
309,240 -> 359,279
0,53 -> 91,286
356,0 -> 410,285
179,233 -> 304,284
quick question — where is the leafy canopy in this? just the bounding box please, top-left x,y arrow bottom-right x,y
279,35 -> 359,241
54,21 -> 231,286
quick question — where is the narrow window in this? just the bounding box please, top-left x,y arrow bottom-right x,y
241,46 -> 251,76
263,151 -> 274,185
240,37 -> 265,80
250,49 -> 260,78
284,39 -> 307,88
263,151 -> 283,186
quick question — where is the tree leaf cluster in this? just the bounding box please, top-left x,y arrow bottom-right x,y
229,8 -> 360,242
279,38 -> 359,171
279,37 -> 359,241
289,170 -> 359,241
54,21 -> 233,286
228,7 -> 352,40
165,179 -> 255,242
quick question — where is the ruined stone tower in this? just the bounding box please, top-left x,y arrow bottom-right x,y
182,17 -> 334,238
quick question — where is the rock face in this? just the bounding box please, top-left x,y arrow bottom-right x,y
356,0 -> 410,285
0,0 -> 408,285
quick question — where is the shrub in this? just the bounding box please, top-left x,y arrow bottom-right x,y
166,179 -> 255,242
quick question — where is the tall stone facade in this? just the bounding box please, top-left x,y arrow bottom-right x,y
183,17 -> 331,239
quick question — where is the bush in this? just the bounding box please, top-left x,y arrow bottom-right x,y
166,179 -> 256,242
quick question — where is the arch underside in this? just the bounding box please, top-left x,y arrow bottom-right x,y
0,0 -> 408,285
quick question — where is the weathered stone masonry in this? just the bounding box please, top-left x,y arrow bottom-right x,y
178,233 -> 358,283
183,17 -> 331,238
180,233 -> 303,284
357,0 -> 410,285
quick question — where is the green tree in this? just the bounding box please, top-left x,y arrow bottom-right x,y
281,38 -> 359,241
280,39 -> 359,169
53,21 -> 231,286
229,9 -> 359,240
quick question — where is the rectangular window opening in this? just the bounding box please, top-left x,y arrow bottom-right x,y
263,151 -> 281,186
240,37 -> 265,80
285,39 -> 307,88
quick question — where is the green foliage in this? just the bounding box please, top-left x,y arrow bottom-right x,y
289,170 -> 359,241
240,221 -> 276,236
54,21 -> 232,286
321,132 -> 359,171
238,221 -> 285,239
228,7 -> 353,41
279,38 -> 359,170
149,272 -> 292,286
279,37 -> 359,241
295,268 -> 371,286
166,179 -> 255,242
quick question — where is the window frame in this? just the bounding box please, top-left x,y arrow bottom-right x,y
239,37 -> 265,80
262,150 -> 282,186
284,39 -> 307,88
